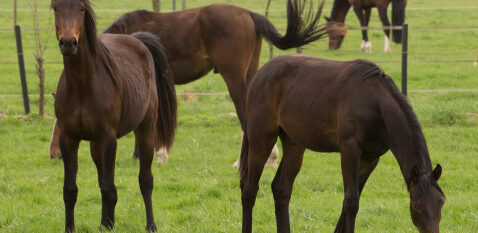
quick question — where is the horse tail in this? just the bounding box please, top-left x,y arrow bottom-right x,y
239,124 -> 249,190
250,0 -> 328,50
392,0 -> 406,43
132,32 -> 177,150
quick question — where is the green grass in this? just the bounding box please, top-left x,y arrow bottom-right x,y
1,0 -> 478,232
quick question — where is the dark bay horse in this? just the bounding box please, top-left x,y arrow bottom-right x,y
239,54 -> 445,233
49,0 -> 329,167
325,0 -> 406,52
51,0 -> 177,231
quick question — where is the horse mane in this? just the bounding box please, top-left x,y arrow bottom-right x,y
104,10 -> 151,34
346,60 -> 433,189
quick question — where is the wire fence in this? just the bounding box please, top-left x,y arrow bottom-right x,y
1,6 -> 478,106
2,24 -> 477,65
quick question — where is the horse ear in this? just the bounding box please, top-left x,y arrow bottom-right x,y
432,164 -> 442,181
324,16 -> 331,22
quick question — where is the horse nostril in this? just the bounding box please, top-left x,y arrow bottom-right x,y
59,38 -> 65,46
72,38 -> 78,46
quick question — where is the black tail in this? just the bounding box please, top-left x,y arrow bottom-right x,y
392,0 -> 406,43
131,32 -> 177,150
239,125 -> 249,189
250,0 -> 328,50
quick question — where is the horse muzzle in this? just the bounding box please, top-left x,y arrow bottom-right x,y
59,37 -> 78,56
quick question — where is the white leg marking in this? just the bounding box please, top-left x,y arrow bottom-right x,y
365,41 -> 372,53
156,147 -> 169,163
384,35 -> 391,53
360,40 -> 367,52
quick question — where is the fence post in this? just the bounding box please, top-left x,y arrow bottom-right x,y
172,0 -> 176,11
13,0 -> 17,27
401,24 -> 408,96
182,0 -> 186,10
14,25 -> 30,115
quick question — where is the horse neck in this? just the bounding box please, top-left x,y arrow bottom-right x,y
63,33 -> 97,90
330,0 -> 350,22
388,116 -> 433,189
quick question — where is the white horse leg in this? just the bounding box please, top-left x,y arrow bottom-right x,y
365,41 -> 372,53
384,35 -> 391,53
360,40 -> 367,52
156,147 -> 169,163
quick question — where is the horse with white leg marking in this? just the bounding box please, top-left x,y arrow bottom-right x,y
325,0 -> 406,53
49,0 -> 329,168
240,54 -> 444,233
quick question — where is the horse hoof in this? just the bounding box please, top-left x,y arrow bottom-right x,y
146,223 -> 157,232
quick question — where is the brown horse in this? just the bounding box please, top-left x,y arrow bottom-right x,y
49,0 -> 329,167
325,0 -> 406,52
51,0 -> 177,231
239,54 -> 445,233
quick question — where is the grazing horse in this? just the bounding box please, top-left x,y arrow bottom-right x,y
325,0 -> 406,53
49,0 -> 329,167
239,54 -> 445,233
51,0 -> 177,231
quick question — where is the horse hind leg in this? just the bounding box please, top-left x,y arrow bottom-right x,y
272,131 -> 305,233
134,117 -> 157,232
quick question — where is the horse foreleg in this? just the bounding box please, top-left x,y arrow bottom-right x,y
92,137 -> 118,230
377,5 -> 392,53
135,118 -> 157,232
354,6 -> 372,53
334,157 -> 379,232
49,119 -> 61,159
334,139 -> 361,233
241,125 -> 278,232
60,132 -> 80,233
272,132 -> 305,233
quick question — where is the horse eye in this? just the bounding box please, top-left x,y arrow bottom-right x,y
52,6 -> 57,12
81,7 -> 85,12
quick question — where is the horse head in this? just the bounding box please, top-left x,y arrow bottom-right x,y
324,16 -> 347,50
409,164 -> 445,233
51,0 -> 96,56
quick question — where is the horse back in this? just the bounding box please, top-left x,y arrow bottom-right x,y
248,55 -> 390,154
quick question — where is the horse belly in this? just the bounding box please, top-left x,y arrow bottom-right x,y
117,77 -> 152,137
279,112 -> 339,152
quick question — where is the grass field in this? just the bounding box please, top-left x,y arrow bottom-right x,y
1,0 -> 478,232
